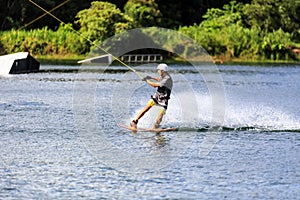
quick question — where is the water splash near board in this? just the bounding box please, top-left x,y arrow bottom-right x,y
162,93 -> 300,133
124,91 -> 300,134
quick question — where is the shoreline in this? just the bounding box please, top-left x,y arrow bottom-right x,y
36,54 -> 300,66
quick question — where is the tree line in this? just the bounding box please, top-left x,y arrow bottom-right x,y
1,0 -> 241,30
0,0 -> 299,61
180,0 -> 300,61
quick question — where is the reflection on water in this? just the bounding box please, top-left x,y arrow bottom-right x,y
0,64 -> 299,199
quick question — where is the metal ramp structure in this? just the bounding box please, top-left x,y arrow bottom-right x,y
0,52 -> 40,75
77,54 -> 163,65
77,54 -> 112,65
120,54 -> 163,63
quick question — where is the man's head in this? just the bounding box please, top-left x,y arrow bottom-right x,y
157,63 -> 168,75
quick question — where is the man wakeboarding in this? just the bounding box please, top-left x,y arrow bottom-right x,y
130,63 -> 173,129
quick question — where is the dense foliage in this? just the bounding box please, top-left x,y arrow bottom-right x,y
76,1 -> 133,46
179,0 -> 300,60
0,0 -> 299,61
124,0 -> 161,27
0,24 -> 86,56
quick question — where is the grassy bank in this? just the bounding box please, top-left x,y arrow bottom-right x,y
36,54 -> 86,65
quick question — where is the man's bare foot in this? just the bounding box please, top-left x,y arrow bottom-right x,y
130,120 -> 138,129
153,123 -> 160,129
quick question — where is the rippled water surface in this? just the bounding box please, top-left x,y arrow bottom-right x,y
0,64 -> 299,199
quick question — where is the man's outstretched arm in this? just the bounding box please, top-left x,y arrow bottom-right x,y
146,79 -> 160,88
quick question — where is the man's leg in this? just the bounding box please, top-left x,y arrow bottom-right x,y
130,99 -> 155,128
153,107 -> 166,129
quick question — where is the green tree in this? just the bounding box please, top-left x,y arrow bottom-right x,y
179,0 -> 298,60
75,1 -> 133,47
261,29 -> 292,60
124,0 -> 162,27
200,1 -> 243,31
221,24 -> 261,58
243,0 -> 300,33
184,1 -> 245,57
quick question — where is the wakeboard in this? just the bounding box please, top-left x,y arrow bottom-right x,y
118,124 -> 178,133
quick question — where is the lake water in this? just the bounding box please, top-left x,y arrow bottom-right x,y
0,64 -> 299,199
